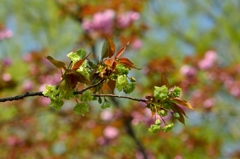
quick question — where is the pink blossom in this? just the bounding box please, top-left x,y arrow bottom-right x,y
39,84 -> 48,91
0,28 -> 13,40
180,65 -> 197,77
23,53 -> 32,62
87,120 -> 96,129
117,11 -> 140,28
38,97 -> 50,106
132,39 -> 143,49
203,98 -> 215,108
7,136 -> 19,146
103,126 -> 119,139
2,73 -> 11,81
82,9 -> 115,33
101,109 -> 113,121
22,79 -> 33,91
198,50 -> 217,70
230,87 -> 240,97
97,137 -> 106,145
2,58 -> 12,66
174,155 -> 183,159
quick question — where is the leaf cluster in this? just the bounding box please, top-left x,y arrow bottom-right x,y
43,38 -> 193,132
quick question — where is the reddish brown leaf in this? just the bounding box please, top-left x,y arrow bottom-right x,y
115,42 -> 129,58
118,57 -> 141,70
107,79 -> 116,94
104,57 -> 115,67
101,37 -> 115,59
173,98 -> 194,110
160,74 -> 170,88
46,56 -> 66,70
65,73 -> 79,89
171,103 -> 187,125
64,69 -> 90,89
72,54 -> 90,70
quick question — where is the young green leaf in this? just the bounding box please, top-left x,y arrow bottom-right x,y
101,100 -> 111,109
43,85 -> 59,99
116,75 -> 127,92
73,103 -> 89,116
49,99 -> 64,111
123,82 -> 135,94
81,90 -> 93,102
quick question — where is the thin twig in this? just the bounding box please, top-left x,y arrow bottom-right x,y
92,94 -> 147,103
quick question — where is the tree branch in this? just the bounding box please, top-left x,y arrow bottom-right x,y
0,80 -> 148,103
0,79 -> 104,102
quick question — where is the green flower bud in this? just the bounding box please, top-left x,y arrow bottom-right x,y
163,123 -> 174,132
154,85 -> 169,101
173,112 -> 180,119
172,86 -> 182,97
155,119 -> 161,125
158,109 -> 168,117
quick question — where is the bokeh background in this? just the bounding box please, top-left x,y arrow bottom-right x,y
1,0 -> 240,158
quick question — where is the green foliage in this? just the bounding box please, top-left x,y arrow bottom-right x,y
123,82 -> 135,94
41,41 -> 191,134
116,75 -> 128,91
148,120 -> 161,133
116,75 -> 135,94
101,100 -> 111,109
67,49 -> 86,65
43,85 -> 59,100
154,85 -> 169,101
73,103 -> 89,116
116,64 -> 129,75
49,99 -> 64,111
76,62 -> 90,80
81,90 -> 93,102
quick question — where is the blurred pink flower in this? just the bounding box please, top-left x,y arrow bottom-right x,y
174,155 -> 183,159
101,109 -> 113,121
103,126 -> 119,139
38,74 -> 61,85
230,86 -> 240,97
198,50 -> 217,70
203,98 -> 215,108
132,39 -> 143,50
23,53 -> 32,62
0,28 -> 13,40
117,11 -> 140,28
2,58 -> 12,66
2,73 -> 11,81
97,137 -> 106,145
39,84 -> 48,91
38,97 -> 50,106
180,65 -> 197,77
7,136 -> 22,147
82,9 -> 115,33
22,79 -> 33,91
